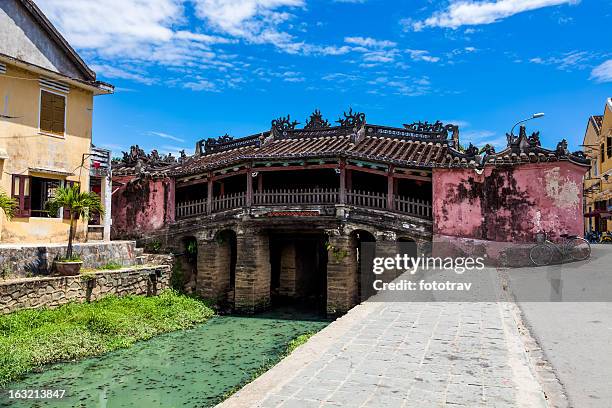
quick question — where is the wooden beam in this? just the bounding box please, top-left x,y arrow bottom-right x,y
213,168 -> 247,181
392,172 -> 431,182
176,177 -> 208,188
252,163 -> 339,172
345,164 -> 388,177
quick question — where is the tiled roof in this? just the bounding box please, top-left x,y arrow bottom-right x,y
480,126 -> 590,168
113,111 -> 590,177
171,120 -> 462,176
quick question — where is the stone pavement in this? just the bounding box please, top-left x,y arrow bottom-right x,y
220,300 -> 547,408
507,245 -> 612,408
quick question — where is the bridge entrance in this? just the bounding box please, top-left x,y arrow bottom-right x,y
269,231 -> 328,312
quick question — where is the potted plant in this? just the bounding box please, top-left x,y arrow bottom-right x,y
0,190 -> 18,219
46,184 -> 104,276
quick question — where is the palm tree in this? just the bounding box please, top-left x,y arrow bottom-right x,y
46,184 -> 104,260
0,191 -> 17,219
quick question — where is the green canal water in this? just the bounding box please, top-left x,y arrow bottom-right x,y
1,308 -> 329,408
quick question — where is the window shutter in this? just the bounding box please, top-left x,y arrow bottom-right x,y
40,90 -> 65,135
52,94 -> 65,134
11,175 -> 30,217
40,91 -> 54,133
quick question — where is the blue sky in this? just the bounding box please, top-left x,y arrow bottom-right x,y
38,0 -> 612,157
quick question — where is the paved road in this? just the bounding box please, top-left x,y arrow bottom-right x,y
221,300 -> 546,408
508,245 -> 612,408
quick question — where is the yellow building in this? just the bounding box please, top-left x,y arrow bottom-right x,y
0,0 -> 113,243
583,98 -> 612,235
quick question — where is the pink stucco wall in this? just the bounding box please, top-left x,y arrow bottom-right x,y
111,176 -> 175,239
433,162 -> 586,243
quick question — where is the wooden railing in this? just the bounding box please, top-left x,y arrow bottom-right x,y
176,198 -> 207,219
394,195 -> 431,218
176,189 -> 432,219
346,190 -> 387,209
211,192 -> 246,213
253,188 -> 338,205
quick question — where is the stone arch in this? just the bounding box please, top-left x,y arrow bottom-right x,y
349,229 -> 377,303
214,229 -> 238,304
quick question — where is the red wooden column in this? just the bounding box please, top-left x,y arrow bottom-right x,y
246,168 -> 253,207
387,166 -> 394,210
257,173 -> 263,192
339,160 -> 346,204
206,175 -> 213,214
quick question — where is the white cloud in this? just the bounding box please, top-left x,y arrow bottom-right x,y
190,0 -> 305,52
37,0 -> 181,48
411,0 -> 578,31
344,36 -> 396,49
406,49 -> 440,63
363,51 -> 397,63
367,75 -> 432,97
148,131 -> 185,143
528,50 -> 593,71
90,64 -> 154,84
322,73 -> 360,82
280,71 -> 305,82
173,30 -> 234,44
183,79 -> 219,92
590,60 -> 612,83
441,119 -> 470,127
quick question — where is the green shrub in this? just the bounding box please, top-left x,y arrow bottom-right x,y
0,290 -> 213,386
101,261 -> 123,270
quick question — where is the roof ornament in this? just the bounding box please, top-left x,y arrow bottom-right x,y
464,143 -> 479,157
179,149 -> 187,163
403,120 -> 457,140
113,145 -> 178,174
205,133 -> 234,152
555,139 -> 569,156
337,108 -> 366,128
506,124 -> 528,146
304,109 -> 330,130
403,120 -> 444,133
528,131 -> 541,147
121,145 -> 147,165
480,144 -> 496,156
272,115 -> 299,134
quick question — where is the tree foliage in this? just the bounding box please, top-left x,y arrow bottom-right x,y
0,191 -> 18,220
46,184 -> 104,260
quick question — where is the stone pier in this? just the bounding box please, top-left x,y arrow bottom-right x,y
235,229 -> 271,312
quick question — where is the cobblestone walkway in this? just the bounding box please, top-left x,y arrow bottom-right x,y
220,301 -> 547,408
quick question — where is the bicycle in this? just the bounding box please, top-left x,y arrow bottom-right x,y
529,231 -> 591,266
